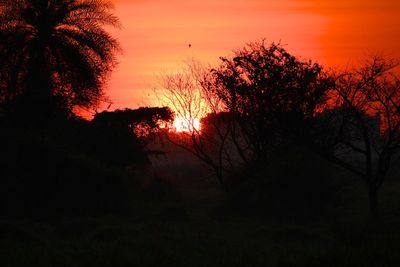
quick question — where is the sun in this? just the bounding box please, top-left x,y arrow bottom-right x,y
172,116 -> 201,133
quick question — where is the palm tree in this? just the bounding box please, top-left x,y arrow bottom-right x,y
0,0 -> 120,117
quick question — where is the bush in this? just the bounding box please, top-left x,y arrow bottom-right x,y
217,145 -> 345,221
0,120 -> 134,219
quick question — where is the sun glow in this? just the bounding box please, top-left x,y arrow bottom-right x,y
172,117 -> 201,133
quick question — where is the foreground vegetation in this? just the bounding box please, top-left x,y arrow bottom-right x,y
2,219 -> 400,267
2,141 -> 400,266
1,157 -> 400,267
1,1 -> 400,266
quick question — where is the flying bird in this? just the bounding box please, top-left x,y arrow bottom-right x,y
188,44 -> 191,48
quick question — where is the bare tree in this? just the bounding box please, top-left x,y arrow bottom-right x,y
157,42 -> 400,219
156,42 -> 334,190
156,62 -> 244,189
317,56 -> 400,219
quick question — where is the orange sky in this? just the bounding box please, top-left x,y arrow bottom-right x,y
107,0 -> 400,110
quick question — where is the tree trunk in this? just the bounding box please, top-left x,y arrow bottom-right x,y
368,184 -> 379,220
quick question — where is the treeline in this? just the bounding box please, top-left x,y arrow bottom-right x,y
1,0 -> 400,221
0,107 -> 172,218
0,0 -> 175,218
161,41 -> 400,220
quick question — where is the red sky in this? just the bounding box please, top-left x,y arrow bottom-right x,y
107,0 -> 400,110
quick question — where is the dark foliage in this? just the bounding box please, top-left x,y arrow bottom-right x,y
304,57 -> 400,219
203,41 -> 400,219
0,106 -> 172,219
82,107 -> 173,166
207,41 -> 333,162
215,145 -> 344,222
0,0 -> 120,118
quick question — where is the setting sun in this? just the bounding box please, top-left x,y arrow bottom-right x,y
172,117 -> 201,133
2,0 -> 400,264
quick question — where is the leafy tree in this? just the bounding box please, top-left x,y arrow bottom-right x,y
93,107 -> 174,140
86,107 -> 174,166
207,41 -> 333,162
208,41 -> 400,219
198,41 -> 341,218
158,43 -> 333,191
0,106 -> 173,218
0,0 -> 120,117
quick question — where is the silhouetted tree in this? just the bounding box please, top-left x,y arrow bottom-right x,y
158,62 -> 240,189
0,106 -> 172,218
0,0 -> 120,118
158,44 -> 333,190
206,41 -> 333,162
209,42 -> 400,219
86,107 -> 174,166
307,57 -> 400,219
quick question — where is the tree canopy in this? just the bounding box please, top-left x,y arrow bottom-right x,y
0,0 -> 121,117
206,41 -> 334,161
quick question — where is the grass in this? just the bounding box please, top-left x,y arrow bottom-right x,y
2,217 -> 400,267
2,146 -> 400,266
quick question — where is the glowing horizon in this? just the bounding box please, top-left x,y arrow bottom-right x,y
172,117 -> 201,133
106,0 -> 400,112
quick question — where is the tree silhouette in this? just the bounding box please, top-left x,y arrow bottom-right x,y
92,106 -> 174,146
209,42 -> 400,219
158,62 -> 240,189
207,41 -> 333,162
158,44 -> 333,190
0,0 -> 120,117
86,107 -> 174,166
309,56 -> 400,219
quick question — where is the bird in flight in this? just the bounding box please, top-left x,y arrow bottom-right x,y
188,44 -> 192,48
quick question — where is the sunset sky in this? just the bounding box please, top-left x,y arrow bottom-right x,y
108,0 -> 400,110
